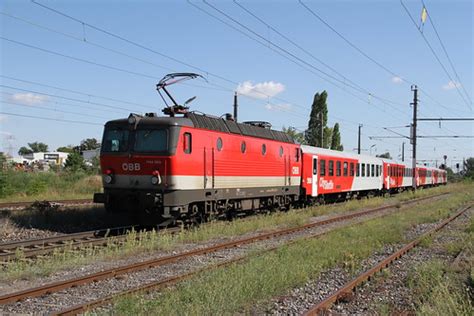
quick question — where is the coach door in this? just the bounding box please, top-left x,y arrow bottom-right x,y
312,155 -> 318,197
204,147 -> 214,189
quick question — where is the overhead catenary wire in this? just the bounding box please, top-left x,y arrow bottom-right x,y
28,0 -> 410,134
200,0 -> 411,120
298,0 -> 471,114
0,110 -> 103,126
399,0 -> 471,110
421,0 -> 472,106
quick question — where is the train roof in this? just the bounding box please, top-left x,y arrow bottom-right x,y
105,112 -> 295,144
301,145 -> 381,163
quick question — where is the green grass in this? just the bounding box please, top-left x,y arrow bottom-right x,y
408,260 -> 472,315
1,183 -> 462,282
0,170 -> 101,202
111,184 -> 473,315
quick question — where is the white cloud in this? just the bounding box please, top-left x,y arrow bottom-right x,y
236,81 -> 285,100
0,115 -> 7,123
265,103 -> 292,112
391,76 -> 403,84
9,93 -> 49,105
442,80 -> 461,90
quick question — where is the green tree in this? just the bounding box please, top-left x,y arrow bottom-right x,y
282,126 -> 306,144
376,152 -> 392,159
80,138 -> 101,151
463,157 -> 474,179
305,91 -> 328,147
64,152 -> 85,172
330,123 -> 343,151
18,146 -> 33,156
28,142 -> 48,152
57,146 -> 75,153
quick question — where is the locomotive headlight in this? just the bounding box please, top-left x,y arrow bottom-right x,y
151,170 -> 161,185
104,175 -> 113,184
104,168 -> 114,184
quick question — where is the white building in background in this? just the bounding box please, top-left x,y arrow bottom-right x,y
21,152 -> 70,165
81,148 -> 100,161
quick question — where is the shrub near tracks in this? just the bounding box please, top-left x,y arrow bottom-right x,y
0,170 -> 101,202
112,184 -> 473,315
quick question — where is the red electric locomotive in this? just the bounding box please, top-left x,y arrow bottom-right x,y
93,74 -> 301,224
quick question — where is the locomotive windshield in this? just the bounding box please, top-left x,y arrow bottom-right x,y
102,128 -> 130,153
133,129 -> 168,152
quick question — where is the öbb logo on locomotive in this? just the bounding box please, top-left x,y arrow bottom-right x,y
122,163 -> 141,172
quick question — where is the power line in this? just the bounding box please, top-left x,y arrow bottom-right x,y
0,99 -> 108,120
299,0 -> 470,113
0,110 -> 103,126
0,74 -> 153,109
0,84 -> 136,112
422,0 -> 472,106
201,0 -> 410,119
399,0 -> 471,109
3,6 -> 314,117
27,0 -> 395,131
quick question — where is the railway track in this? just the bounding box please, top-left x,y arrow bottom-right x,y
302,203 -> 472,316
0,193 -> 446,263
0,193 -> 448,314
0,225 -> 181,262
0,199 -> 94,210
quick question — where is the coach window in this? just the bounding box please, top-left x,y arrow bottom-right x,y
367,164 -> 370,177
371,164 -> 374,177
329,160 -> 334,176
183,132 -> 192,154
241,141 -> 246,153
361,163 -> 366,177
376,165 -> 380,177
336,161 -> 341,176
279,146 -> 284,157
350,162 -> 355,176
356,163 -> 360,177
217,137 -> 223,151
262,144 -> 266,155
320,160 -> 326,176
343,162 -> 348,176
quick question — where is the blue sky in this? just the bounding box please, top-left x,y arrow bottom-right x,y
1,0 -> 472,168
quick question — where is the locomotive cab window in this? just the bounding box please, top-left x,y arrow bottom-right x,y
102,128 -> 129,153
134,129 -> 168,153
183,132 -> 192,154
279,146 -> 284,157
262,144 -> 267,155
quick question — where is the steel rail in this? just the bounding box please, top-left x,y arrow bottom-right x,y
0,193 -> 446,305
0,199 -> 94,209
303,203 -> 473,316
53,192 -> 452,315
0,226 -> 181,262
